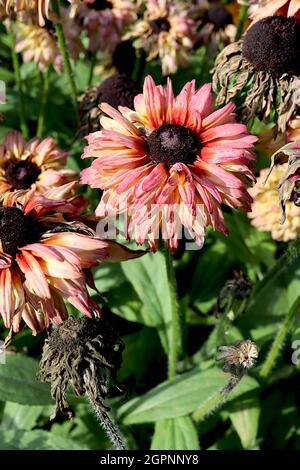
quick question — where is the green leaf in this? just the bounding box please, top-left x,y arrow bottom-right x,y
151,416 -> 200,450
92,263 -> 127,293
228,397 -> 260,449
119,328 -> 164,383
118,367 -> 258,424
121,252 -> 174,351
240,238 -> 300,331
0,402 -> 44,431
0,429 -> 88,450
0,353 -> 53,405
189,240 -> 234,308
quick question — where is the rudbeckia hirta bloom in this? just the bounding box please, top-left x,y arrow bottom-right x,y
124,0 -> 196,75
81,76 -> 257,252
250,0 -> 300,23
0,131 -> 75,197
0,191 -> 142,336
213,15 -> 300,133
249,164 -> 300,241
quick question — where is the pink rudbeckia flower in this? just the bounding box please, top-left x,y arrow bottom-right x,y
0,131 -> 75,196
0,190 -> 143,336
81,76 -> 257,252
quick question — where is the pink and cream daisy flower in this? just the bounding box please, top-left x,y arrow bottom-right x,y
250,0 -> 300,23
0,131 -> 75,197
124,0 -> 196,75
0,190 -> 142,336
81,76 -> 257,252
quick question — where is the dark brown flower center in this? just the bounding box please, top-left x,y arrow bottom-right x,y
87,0 -> 112,10
5,160 -> 41,190
0,207 -> 40,257
149,17 -> 171,34
147,124 -> 200,166
242,16 -> 300,77
112,41 -> 136,75
96,74 -> 141,110
206,5 -> 233,31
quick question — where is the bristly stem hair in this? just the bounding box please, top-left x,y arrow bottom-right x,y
192,368 -> 245,422
87,395 -> 126,450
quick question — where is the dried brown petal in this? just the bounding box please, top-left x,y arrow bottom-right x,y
266,142 -> 300,223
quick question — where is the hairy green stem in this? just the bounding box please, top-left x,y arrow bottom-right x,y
165,250 -> 180,381
7,21 -> 29,139
51,0 -> 78,115
260,295 -> 300,378
192,369 -> 245,422
235,4 -> 248,41
87,395 -> 126,450
37,69 -> 50,138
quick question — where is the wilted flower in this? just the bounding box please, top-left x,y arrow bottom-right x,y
197,3 -> 237,54
124,0 -> 196,75
217,340 -> 259,371
39,316 -> 125,449
213,16 -> 300,133
0,190 -> 143,336
15,20 -> 62,71
81,75 -> 257,252
250,0 -> 300,23
0,131 -> 75,197
14,9 -> 82,72
78,0 -> 136,54
266,141 -> 300,221
0,0 -> 50,23
249,162 -> 300,241
78,74 -> 141,136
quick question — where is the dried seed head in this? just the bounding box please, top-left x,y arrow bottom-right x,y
213,39 -> 300,134
96,74 -> 141,110
242,16 -> 300,77
39,316 -> 124,419
217,340 -> 259,372
78,74 -> 141,136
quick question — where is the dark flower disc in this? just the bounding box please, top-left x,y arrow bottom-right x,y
242,16 -> 300,77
